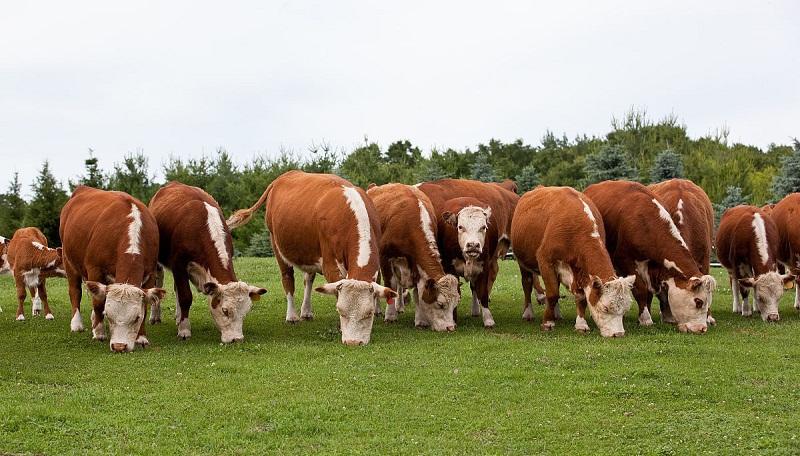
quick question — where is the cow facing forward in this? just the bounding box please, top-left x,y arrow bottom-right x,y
4,228 -> 65,321
716,205 -> 794,321
770,193 -> 800,310
60,186 -> 166,352
584,181 -> 716,334
149,182 -> 266,343
511,186 -> 635,336
227,171 -> 396,346
367,183 -> 459,331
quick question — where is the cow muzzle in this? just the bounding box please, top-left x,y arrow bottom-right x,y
766,313 -> 780,322
678,323 -> 707,334
111,342 -> 130,353
342,339 -> 365,346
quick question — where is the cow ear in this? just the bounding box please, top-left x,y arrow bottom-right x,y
590,275 -> 603,291
315,280 -> 343,295
738,278 -> 755,288
783,274 -> 796,289
622,275 -> 636,288
367,183 -> 377,190
483,206 -> 492,219
146,287 -> 167,302
689,277 -> 706,291
202,282 -> 219,296
442,211 -> 457,227
249,286 -> 267,301
85,281 -> 107,300
372,282 -> 398,299
421,278 -> 438,303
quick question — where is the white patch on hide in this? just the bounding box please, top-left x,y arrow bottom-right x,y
125,204 -> 143,255
204,202 -> 230,269
341,186 -> 372,268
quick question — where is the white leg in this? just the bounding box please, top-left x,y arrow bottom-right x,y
481,306 -> 495,328
742,289 -> 753,317
397,289 -> 407,313
285,293 -> 300,323
16,314 -> 25,321
553,301 -> 562,320
149,295 -> 162,324
177,316 -> 191,340
794,285 -> 800,311
731,277 -> 742,314
32,291 -> 43,316
91,309 -> 106,341
638,307 -> 654,326
300,272 -> 315,320
471,293 -> 480,317
70,309 -> 84,332
522,302 -> 533,321
415,294 -> 430,328
385,285 -> 399,322
752,288 -> 760,313
575,315 -> 590,332
136,335 -> 150,346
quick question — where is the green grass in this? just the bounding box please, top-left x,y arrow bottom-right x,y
2,258 -> 800,455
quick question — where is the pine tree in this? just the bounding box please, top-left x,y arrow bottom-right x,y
422,160 -> 449,181
470,154 -> 497,182
583,145 -> 637,186
244,229 -> 274,257
772,139 -> 800,200
108,152 -> 157,202
0,173 -> 28,236
714,185 -> 749,223
650,148 -> 684,183
70,149 -> 108,190
515,164 -> 540,193
25,162 -> 69,245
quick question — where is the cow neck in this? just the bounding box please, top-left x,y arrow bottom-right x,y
414,237 -> 445,282
202,258 -> 237,285
115,254 -> 147,286
752,252 -> 778,277
576,241 -> 617,284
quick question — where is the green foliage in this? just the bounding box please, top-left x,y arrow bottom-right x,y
515,164 -> 539,193
582,144 -> 637,186
338,142 -> 388,188
69,150 -> 108,190
772,139 -> 800,201
715,185 -> 749,223
24,161 -> 68,245
650,148 -> 684,182
470,154 -> 497,182
0,173 -> 27,236
243,229 -> 274,257
108,153 -> 158,203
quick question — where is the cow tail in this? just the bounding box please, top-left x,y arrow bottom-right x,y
226,183 -> 273,229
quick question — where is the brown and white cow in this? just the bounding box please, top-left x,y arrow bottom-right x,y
770,193 -> 800,310
149,182 -> 267,343
434,197 -> 498,327
584,181 -> 716,334
227,171 -> 396,346
649,179 -> 716,325
511,186 -> 635,336
3,227 -> 65,321
367,183 -> 459,331
59,186 -> 166,352
717,205 -> 794,321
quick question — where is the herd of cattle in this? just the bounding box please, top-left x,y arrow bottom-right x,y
1,171 -> 799,351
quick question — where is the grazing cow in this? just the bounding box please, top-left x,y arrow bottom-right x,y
584,181 -> 716,334
59,186 -> 166,352
227,171 -> 396,346
4,228 -> 65,321
496,179 -> 518,194
511,187 -> 635,336
434,197 -> 498,327
770,193 -> 800,309
717,205 -> 794,321
649,179 -> 716,325
149,182 -> 267,343
366,183 -> 459,331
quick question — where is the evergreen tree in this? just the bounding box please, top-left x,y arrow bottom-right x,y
470,154 -> 497,182
582,145 -> 637,186
772,139 -> 800,200
243,229 -> 273,257
70,149 -> 108,190
421,160 -> 449,181
25,162 -> 69,245
515,164 -> 540,193
0,173 -> 28,236
650,148 -> 685,182
108,153 -> 158,202
714,185 -> 749,223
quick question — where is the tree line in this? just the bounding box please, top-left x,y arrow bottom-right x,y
1,109 -> 798,255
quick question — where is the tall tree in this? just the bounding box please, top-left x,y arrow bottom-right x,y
25,162 -> 69,245
772,139 -> 800,200
108,152 -> 158,202
582,145 -> 637,186
515,164 -> 539,193
70,149 -> 108,190
0,173 -> 28,236
650,148 -> 685,183
714,185 -> 748,223
470,154 -> 497,182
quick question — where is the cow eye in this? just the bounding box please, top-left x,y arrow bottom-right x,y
479,226 -> 486,232
694,298 -> 704,308
458,225 -> 464,231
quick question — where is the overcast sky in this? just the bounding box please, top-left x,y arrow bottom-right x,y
1,1 -> 797,195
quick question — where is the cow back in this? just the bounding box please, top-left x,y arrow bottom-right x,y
716,205 -> 779,275
771,193 -> 800,273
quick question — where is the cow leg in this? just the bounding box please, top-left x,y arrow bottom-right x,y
300,272 -> 315,320
730,274 -> 742,314
37,280 -> 53,320
741,285 -> 752,317
90,291 -> 106,342
533,273 -> 546,305
470,282 -> 480,317
134,274 -> 157,347
575,293 -> 590,333
174,271 -> 193,340
520,266 -> 534,321
14,274 -> 27,321
30,284 -> 43,316
706,290 -> 715,325
277,259 -> 299,324
477,273 -> 495,328
539,263 -> 560,331
794,280 -> 800,311
65,263 -> 84,332
414,283 -> 430,328
382,261 -> 399,323
149,265 -> 164,324
658,289 -> 676,324
632,279 -> 654,326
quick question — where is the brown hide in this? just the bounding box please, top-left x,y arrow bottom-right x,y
716,205 -> 780,277
149,181 -> 237,284
6,227 -> 63,319
770,194 -> 800,275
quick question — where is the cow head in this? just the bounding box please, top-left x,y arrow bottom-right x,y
315,279 -> 397,345
663,275 -> 716,333
0,236 -> 10,274
586,275 -> 635,337
443,206 -> 492,259
418,274 -> 460,332
85,282 -> 166,353
739,271 -> 794,322
187,262 -> 266,342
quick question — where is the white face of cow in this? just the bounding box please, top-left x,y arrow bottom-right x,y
444,206 -> 491,259
0,237 -> 10,274
740,271 -> 794,322
201,281 -> 267,343
587,275 -> 635,337
86,282 -> 166,352
316,279 -> 397,345
664,275 -> 716,333
418,274 -> 460,332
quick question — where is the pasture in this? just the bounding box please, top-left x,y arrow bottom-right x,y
1,258 -> 800,455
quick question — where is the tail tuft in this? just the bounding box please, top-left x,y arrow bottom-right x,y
226,209 -> 255,229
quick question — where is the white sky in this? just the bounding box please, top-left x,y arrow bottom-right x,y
1,1 -> 798,195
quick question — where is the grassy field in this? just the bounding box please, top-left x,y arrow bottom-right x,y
1,258 -> 800,455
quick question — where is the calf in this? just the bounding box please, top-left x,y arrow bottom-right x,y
649,179 -> 716,325
149,182 -> 266,343
717,205 -> 794,321
584,181 -> 716,334
59,186 -> 166,352
511,187 -> 635,336
436,197 -> 498,327
367,183 -> 459,331
5,227 -> 65,321
770,193 -> 800,309
227,171 -> 396,346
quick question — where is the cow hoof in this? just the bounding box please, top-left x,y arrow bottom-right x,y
742,310 -> 753,317
540,321 -> 555,331
384,314 -> 398,323
522,308 -> 534,321
32,310 -> 41,316
149,317 -> 161,325
300,313 -> 314,321
136,336 -> 150,347
92,334 -> 106,341
575,324 -> 590,333
15,314 -> 25,321
483,320 -> 496,329
177,330 -> 191,340
45,313 -> 54,320
397,307 -> 405,314
707,315 -> 716,326
285,315 -> 300,324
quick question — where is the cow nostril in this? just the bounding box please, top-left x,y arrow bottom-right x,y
343,339 -> 364,346
111,343 -> 127,352
446,325 -> 455,332
768,313 -> 780,322
613,331 -> 625,338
